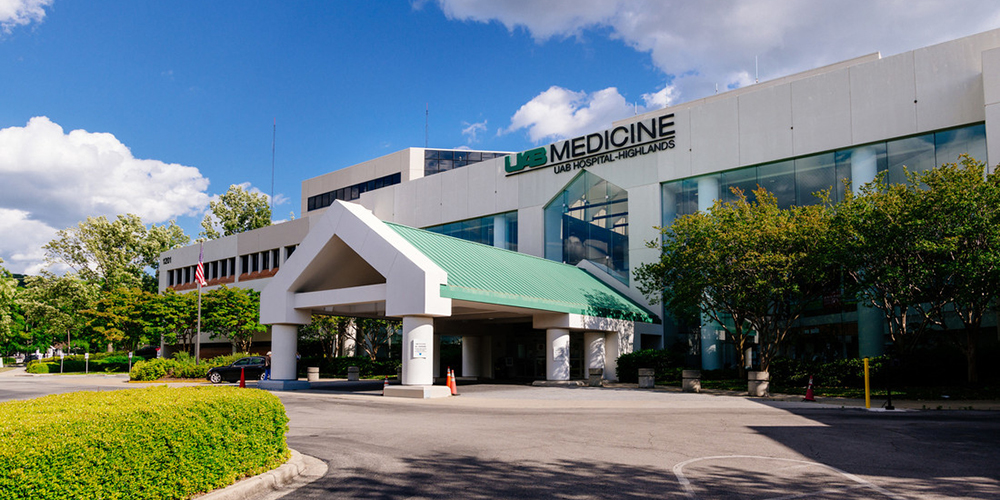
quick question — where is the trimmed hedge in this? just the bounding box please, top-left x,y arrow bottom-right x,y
129,353 -> 255,381
615,348 -> 685,383
0,386 -> 289,500
299,356 -> 401,378
26,353 -> 145,374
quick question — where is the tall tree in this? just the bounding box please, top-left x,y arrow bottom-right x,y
833,172 -> 949,355
299,315 -> 351,358
636,187 -> 835,374
355,318 -> 400,361
43,214 -> 189,292
910,155 -> 1000,382
0,259 -> 19,351
202,285 -> 266,352
145,289 -> 199,353
200,184 -> 272,239
82,288 -> 156,352
17,273 -> 99,354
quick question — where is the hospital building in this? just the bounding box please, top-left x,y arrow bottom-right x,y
160,29 -> 1000,395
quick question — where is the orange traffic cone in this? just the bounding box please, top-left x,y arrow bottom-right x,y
449,368 -> 458,395
239,367 -> 246,388
803,375 -> 816,402
382,376 -> 389,396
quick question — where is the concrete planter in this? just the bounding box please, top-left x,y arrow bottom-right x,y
307,366 -> 320,382
638,368 -> 655,388
682,369 -> 701,393
588,368 -> 604,387
347,366 -> 359,382
748,370 -> 770,397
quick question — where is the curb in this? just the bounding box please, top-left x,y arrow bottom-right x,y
196,449 -> 327,500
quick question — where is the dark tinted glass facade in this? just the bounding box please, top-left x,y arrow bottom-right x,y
307,172 -> 401,212
424,150 -> 507,176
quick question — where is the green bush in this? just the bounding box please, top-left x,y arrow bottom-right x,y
615,348 -> 685,383
299,356 -> 401,378
25,361 -> 50,374
129,353 -> 256,381
0,386 -> 289,500
769,356 -> 887,388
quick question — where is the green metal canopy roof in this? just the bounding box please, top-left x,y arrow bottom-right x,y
387,222 -> 658,323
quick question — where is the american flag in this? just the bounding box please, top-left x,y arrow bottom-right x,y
195,243 -> 208,287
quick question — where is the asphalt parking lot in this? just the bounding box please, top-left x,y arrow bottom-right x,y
3,370 -> 999,499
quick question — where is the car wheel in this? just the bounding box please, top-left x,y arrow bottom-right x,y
209,372 -> 222,384
259,371 -> 267,381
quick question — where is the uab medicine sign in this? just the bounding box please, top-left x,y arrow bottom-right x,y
505,113 -> 676,176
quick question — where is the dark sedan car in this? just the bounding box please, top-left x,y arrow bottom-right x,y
206,356 -> 267,383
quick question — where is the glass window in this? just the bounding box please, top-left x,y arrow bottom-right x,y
758,160 -> 795,208
794,153 -> 836,206
887,134 -> 934,184
720,168 -> 756,204
935,124 -> 986,166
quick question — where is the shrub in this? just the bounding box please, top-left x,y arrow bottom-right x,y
25,361 -> 50,374
615,348 -> 685,383
299,356 -> 401,378
0,386 -> 289,500
129,353 -> 256,381
129,358 -> 174,381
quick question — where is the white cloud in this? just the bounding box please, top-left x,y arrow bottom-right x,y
0,0 -> 51,33
438,0 -> 1000,101
461,120 -> 487,143
0,116 -> 212,274
503,85 -> 674,143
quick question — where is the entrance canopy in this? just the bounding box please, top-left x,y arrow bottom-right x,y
261,200 -> 657,328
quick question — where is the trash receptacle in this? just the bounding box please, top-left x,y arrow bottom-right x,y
347,366 -> 360,382
307,366 -> 320,382
638,368 -> 655,388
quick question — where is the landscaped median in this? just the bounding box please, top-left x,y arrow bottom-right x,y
0,386 -> 289,500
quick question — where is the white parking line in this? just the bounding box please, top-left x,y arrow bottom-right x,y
671,455 -> 907,500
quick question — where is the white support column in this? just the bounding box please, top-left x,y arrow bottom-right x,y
402,316 -> 435,386
546,328 -> 570,381
342,321 -> 357,357
604,332 -> 620,381
433,333 -> 441,378
259,324 -> 310,391
270,324 -> 299,381
584,331 -> 605,377
462,336 -> 482,378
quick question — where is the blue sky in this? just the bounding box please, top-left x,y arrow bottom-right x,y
2,0 -> 1000,274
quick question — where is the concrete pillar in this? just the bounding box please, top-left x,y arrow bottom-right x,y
701,318 -> 723,371
401,316 -> 435,386
493,214 -> 507,248
604,332 -> 620,381
462,336 -> 481,378
270,324 -> 299,381
342,321 -> 356,357
584,332 -> 605,376
433,333 -> 441,378
546,328 -> 570,381
851,146 -> 885,358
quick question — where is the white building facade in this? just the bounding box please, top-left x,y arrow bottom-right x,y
161,29 -> 1000,388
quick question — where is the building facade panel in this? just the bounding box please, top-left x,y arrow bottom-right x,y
790,67 -> 853,156
737,82 -> 794,166
849,50 -> 918,145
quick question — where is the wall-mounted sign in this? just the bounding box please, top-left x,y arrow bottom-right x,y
505,113 -> 676,176
412,340 -> 428,359
162,257 -> 172,264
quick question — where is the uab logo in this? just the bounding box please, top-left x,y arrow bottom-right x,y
504,147 -> 547,173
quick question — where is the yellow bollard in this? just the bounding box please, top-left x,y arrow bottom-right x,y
863,357 -> 871,409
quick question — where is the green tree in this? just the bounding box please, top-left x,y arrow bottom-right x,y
145,289 -> 199,353
200,184 -> 272,239
299,315 -> 352,358
17,273 -> 99,354
82,288 -> 156,352
43,214 -> 189,292
202,285 -> 266,352
0,259 -> 19,353
908,155 -> 1000,382
833,172 -> 950,355
636,187 -> 835,374
355,318 -> 400,360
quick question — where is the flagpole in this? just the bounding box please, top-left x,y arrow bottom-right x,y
196,241 -> 204,365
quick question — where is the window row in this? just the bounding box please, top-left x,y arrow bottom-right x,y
307,172 -> 402,212
424,150 -> 508,176
662,123 -> 987,225
423,211 -> 518,251
167,257 -> 237,287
